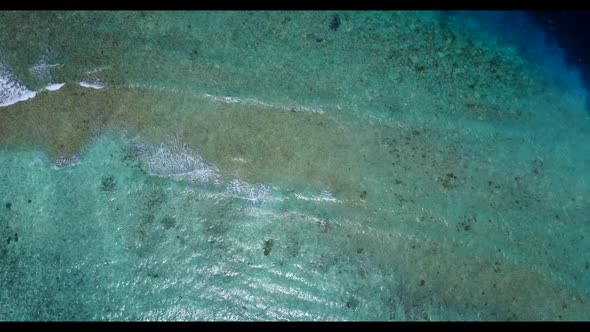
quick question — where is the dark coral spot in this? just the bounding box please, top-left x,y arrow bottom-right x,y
356,248 -> 364,254
263,239 -> 274,256
457,219 -> 473,232
532,159 -> 543,175
346,296 -> 359,309
281,16 -> 291,25
493,261 -> 503,273
441,172 -> 458,189
329,13 -> 341,31
360,190 -> 368,200
6,233 -> 18,245
419,279 -> 425,286
160,216 -> 177,230
317,219 -> 332,233
5,202 -> 11,210
101,176 -> 116,192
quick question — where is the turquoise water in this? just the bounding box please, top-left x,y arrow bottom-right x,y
0,11 -> 589,321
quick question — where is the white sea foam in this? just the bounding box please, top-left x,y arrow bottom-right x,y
141,140 -> 220,184
79,67 -> 107,90
231,156 -> 251,164
294,190 -> 338,203
45,83 -> 65,91
29,56 -> 63,82
226,179 -> 271,204
0,89 -> 36,107
202,93 -> 325,114
30,61 -> 51,81
79,81 -> 105,89
51,154 -> 81,170
125,134 -> 279,204
2,58 -> 109,107
1,60 -> 71,107
0,65 -> 38,107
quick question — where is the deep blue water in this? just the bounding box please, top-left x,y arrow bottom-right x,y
529,11 -> 590,94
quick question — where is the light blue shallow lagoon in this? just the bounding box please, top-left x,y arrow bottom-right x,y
0,11 -> 589,321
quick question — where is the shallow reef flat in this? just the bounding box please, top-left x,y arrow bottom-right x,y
0,11 -> 589,321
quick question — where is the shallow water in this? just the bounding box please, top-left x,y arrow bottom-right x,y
0,11 -> 589,321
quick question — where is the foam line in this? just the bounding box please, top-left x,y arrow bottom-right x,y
79,81 -> 105,89
45,83 -> 65,91
0,66 -> 37,107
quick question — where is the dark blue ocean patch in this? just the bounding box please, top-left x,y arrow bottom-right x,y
528,11 -> 590,74
451,11 -> 590,113
528,11 -> 590,108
